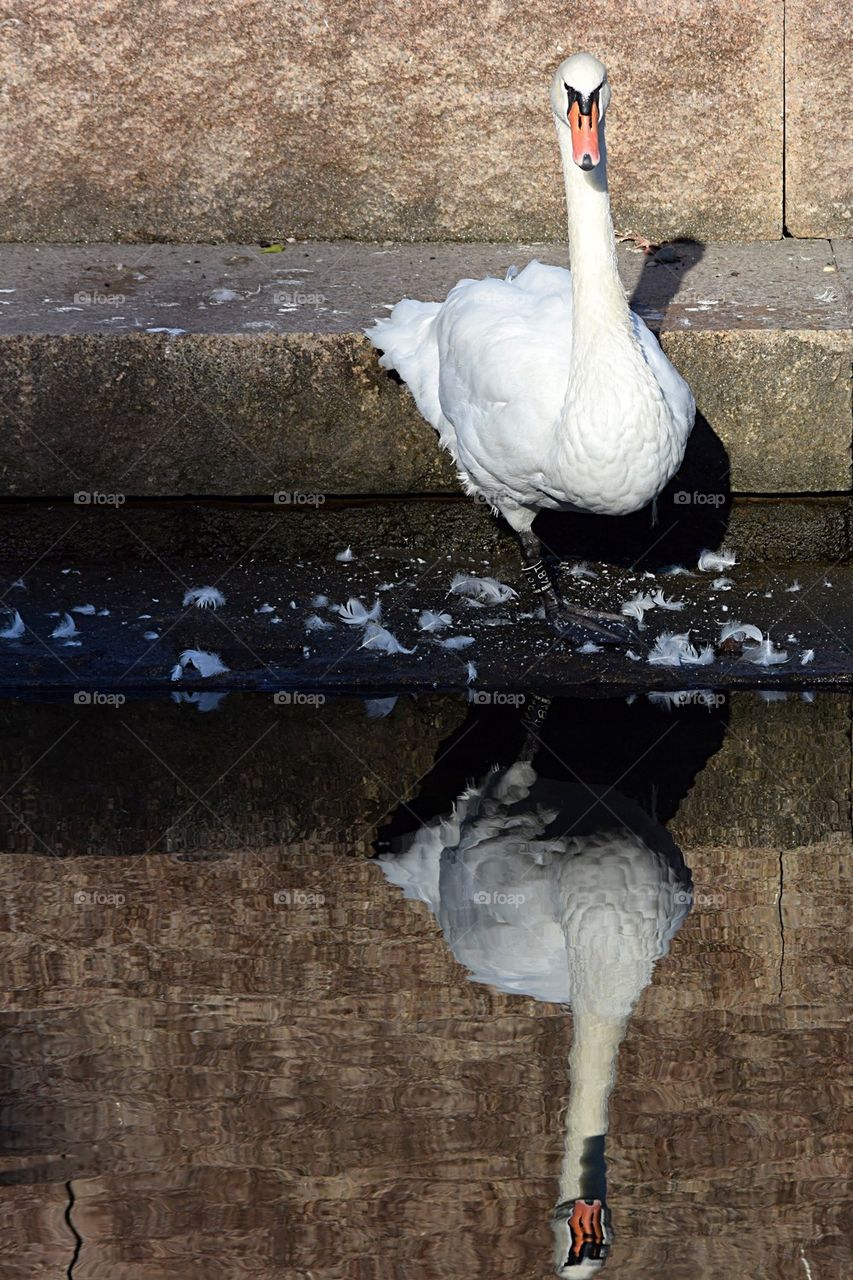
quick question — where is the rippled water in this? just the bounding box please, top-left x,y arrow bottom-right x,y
1,691 -> 850,1278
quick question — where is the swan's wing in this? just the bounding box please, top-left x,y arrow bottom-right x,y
366,298 -> 445,433
631,311 -> 696,443
436,263 -> 571,418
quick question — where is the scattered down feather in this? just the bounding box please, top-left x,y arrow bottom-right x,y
335,597 -> 381,626
563,561 -> 598,580
170,648 -> 230,680
741,637 -> 789,667
648,631 -> 715,667
183,586 -> 225,610
360,623 -> 416,655
621,591 -> 656,626
698,547 -> 737,572
719,620 -> 763,645
419,610 -> 453,632
335,546 -> 354,562
711,576 -> 735,590
465,661 -> 477,685
256,603 -> 275,613
785,580 -> 801,593
0,609 -> 25,639
305,613 -> 333,633
448,573 -> 518,606
438,635 -> 475,650
651,590 -> 685,611
51,613 -> 78,639
577,641 -> 602,654
661,564 -> 693,576
800,649 -> 815,666
72,604 -> 96,615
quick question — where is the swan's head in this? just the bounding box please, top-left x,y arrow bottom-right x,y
552,1197 -> 610,1277
551,53 -> 611,171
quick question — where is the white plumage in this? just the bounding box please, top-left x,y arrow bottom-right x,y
366,54 -> 694,642
377,744 -> 691,1276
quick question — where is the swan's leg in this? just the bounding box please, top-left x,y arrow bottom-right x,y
516,529 -> 635,645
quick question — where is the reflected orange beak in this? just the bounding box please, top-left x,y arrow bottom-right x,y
568,100 -> 600,170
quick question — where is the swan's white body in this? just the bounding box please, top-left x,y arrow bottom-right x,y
377,755 -> 691,1277
367,56 -> 694,537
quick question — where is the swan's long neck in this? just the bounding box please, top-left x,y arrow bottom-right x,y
556,120 -> 633,351
558,1010 -> 628,1204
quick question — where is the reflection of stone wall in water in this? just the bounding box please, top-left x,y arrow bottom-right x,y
1,838 -> 849,1277
0,695 -> 467,856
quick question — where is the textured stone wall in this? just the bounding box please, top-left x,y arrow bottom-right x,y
0,0 -> 792,242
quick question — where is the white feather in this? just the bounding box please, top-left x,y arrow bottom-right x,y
620,591 -> 656,625
418,610 -> 453,632
563,562 -> 598,580
310,595 -> 329,608
648,631 -> 714,667
800,649 -> 815,666
438,635 -> 476,649
785,580 -> 801,593
698,548 -> 737,572
449,573 -> 518,606
651,590 -> 685,611
183,586 -> 225,610
171,648 -> 230,679
51,613 -> 78,639
466,661 -> 477,685
711,576 -> 735,590
71,604 -> 96,615
360,623 -> 416,655
335,546 -> 354,562
305,613 -> 333,633
335,597 -> 381,626
0,609 -> 25,639
577,641 -> 602,653
719,620 -> 763,644
741,637 -> 789,667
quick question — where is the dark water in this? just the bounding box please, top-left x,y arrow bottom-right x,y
0,691 -> 850,1279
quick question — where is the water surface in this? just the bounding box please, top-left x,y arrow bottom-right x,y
1,691 -> 850,1278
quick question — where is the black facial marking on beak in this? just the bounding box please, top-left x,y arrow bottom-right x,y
564,82 -> 601,121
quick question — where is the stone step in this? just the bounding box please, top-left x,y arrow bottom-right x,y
0,241 -> 850,498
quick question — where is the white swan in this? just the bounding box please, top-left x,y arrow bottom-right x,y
376,746 -> 692,1275
367,53 -> 695,643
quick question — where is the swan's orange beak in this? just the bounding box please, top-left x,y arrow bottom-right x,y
569,100 -> 600,170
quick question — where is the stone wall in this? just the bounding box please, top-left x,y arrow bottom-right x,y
5,1 -> 846,243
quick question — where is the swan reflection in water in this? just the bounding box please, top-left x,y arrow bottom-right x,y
375,694 -> 726,1276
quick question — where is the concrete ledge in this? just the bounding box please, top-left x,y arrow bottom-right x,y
0,241 -> 850,497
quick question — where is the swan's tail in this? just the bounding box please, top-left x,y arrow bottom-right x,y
365,299 -> 444,431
